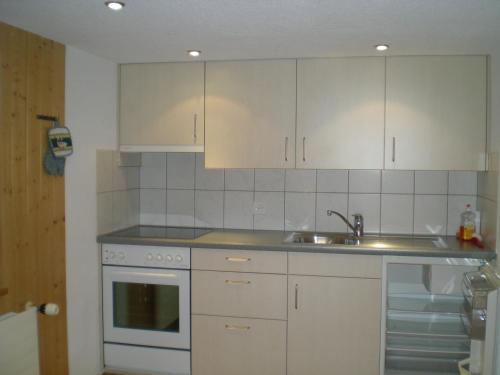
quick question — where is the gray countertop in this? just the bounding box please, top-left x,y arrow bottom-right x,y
97,226 -> 495,259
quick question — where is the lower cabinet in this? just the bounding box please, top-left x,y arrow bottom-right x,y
287,275 -> 382,375
192,315 -> 287,375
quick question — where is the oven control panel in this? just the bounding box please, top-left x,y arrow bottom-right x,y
102,244 -> 190,269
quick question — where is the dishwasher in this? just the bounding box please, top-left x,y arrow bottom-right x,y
381,256 -> 499,375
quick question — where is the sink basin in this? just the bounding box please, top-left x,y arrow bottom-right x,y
285,232 -> 359,245
283,232 -> 444,249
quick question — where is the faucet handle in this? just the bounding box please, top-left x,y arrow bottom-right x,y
352,213 -> 363,222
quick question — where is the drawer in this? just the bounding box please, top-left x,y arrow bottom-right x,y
289,252 -> 382,278
192,315 -> 286,375
192,248 -> 287,274
192,270 -> 287,320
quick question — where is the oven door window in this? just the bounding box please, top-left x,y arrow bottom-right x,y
112,282 -> 180,332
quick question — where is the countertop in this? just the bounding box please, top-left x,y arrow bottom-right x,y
97,226 -> 495,259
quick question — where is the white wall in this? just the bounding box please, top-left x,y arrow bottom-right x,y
65,46 -> 118,375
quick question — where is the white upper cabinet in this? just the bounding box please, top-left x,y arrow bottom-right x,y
119,62 -> 204,152
205,60 -> 296,168
385,56 -> 487,170
296,57 -> 385,169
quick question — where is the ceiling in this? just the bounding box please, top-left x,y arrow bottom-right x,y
0,0 -> 499,63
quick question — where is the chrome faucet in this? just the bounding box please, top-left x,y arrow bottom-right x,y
326,210 -> 364,237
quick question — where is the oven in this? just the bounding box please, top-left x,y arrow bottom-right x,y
102,244 -> 191,375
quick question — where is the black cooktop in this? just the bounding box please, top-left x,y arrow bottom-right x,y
112,225 -> 212,240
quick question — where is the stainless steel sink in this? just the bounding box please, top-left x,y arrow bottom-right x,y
283,232 -> 444,249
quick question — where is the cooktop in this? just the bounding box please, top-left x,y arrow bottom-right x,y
111,225 -> 212,240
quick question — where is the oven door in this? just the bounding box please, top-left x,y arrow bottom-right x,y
103,266 -> 190,349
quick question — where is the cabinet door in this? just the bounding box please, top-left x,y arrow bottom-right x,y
120,62 -> 204,151
192,315 -> 286,375
205,60 -> 296,168
288,275 -> 381,375
385,56 -> 487,170
297,57 -> 385,169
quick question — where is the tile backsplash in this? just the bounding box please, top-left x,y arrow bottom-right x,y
128,152 -> 481,236
96,150 -> 141,234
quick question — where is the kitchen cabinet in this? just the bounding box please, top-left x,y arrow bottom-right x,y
192,315 -> 286,375
119,62 -> 204,152
287,252 -> 382,375
205,59 -> 296,168
287,275 -> 381,375
296,57 -> 385,169
385,56 -> 487,170
191,249 -> 287,375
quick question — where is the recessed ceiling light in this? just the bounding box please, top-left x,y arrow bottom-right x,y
375,44 -> 389,51
105,1 -> 125,11
188,50 -> 201,57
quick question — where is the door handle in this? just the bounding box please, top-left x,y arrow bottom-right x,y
285,137 -> 289,162
225,324 -> 251,331
193,114 -> 197,143
294,283 -> 299,310
392,137 -> 396,162
302,137 -> 306,162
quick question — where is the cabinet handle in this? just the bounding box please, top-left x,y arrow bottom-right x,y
392,137 -> 396,162
294,283 -> 299,310
225,256 -> 251,263
225,280 -> 251,285
193,114 -> 197,143
302,137 -> 306,162
225,324 -> 251,331
285,137 -> 289,162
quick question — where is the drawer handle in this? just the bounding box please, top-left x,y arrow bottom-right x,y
225,256 -> 251,263
225,324 -> 251,331
225,280 -> 251,285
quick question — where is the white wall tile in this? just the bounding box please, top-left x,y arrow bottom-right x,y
166,190 -> 195,227
448,171 -> 477,195
285,169 -> 316,192
382,170 -> 414,194
96,150 -> 113,193
112,190 -> 129,230
285,192 -> 316,231
224,191 -> 254,229
112,157 -> 127,191
316,193 -> 348,232
317,170 -> 348,193
254,192 -> 285,230
255,169 -> 285,191
381,194 -> 413,234
195,190 -> 224,228
167,153 -> 195,189
225,169 -> 254,191
414,171 -> 448,194
413,195 -> 447,235
119,152 -> 141,167
97,192 -> 113,234
195,153 -> 224,190
447,195 -> 477,236
140,189 -> 166,225
126,167 -> 140,189
126,189 -> 140,227
348,194 -> 381,233
349,170 -> 381,193
140,153 -> 167,189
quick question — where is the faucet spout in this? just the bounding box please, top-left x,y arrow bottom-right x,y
326,210 -> 364,237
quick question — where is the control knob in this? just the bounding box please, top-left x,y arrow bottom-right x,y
175,255 -> 183,263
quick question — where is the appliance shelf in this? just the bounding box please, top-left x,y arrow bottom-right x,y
387,334 -> 470,359
387,312 -> 469,339
386,355 -> 463,374
388,293 -> 464,315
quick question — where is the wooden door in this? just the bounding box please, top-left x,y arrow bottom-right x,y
296,57 -> 385,169
120,62 -> 205,152
287,275 -> 381,375
205,59 -> 296,168
385,56 -> 487,170
0,21 -> 68,375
